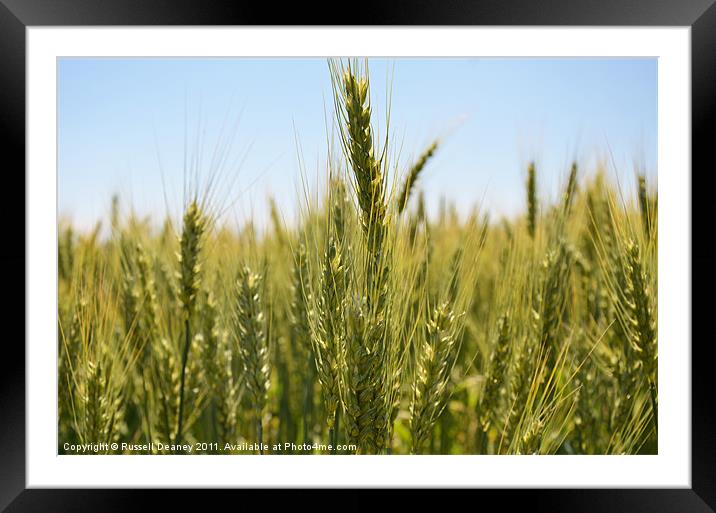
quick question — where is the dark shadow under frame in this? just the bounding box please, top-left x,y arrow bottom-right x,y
1,0 -> 714,510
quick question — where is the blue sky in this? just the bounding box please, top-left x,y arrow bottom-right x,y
58,58 -> 657,230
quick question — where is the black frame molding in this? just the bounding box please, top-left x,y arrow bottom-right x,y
3,1 -> 714,511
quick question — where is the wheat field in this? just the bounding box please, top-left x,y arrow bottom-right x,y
57,60 -> 657,455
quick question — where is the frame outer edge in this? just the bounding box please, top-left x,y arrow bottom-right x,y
2,0 -> 714,510
0,0 -> 27,511
693,0 -> 716,509
0,0 -> 716,25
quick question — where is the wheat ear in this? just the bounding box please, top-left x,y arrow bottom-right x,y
409,302 -> 460,453
233,265 -> 270,453
396,140 -> 439,214
526,161 -> 538,239
175,201 -> 206,446
477,314 -> 511,451
312,237 -> 347,447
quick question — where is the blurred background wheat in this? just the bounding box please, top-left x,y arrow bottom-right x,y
57,58 -> 657,455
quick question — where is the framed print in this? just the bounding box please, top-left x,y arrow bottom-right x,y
2,0 -> 714,510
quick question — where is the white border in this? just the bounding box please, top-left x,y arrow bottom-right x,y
27,27 -> 691,487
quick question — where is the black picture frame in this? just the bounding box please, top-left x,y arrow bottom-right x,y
2,1 -> 714,510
